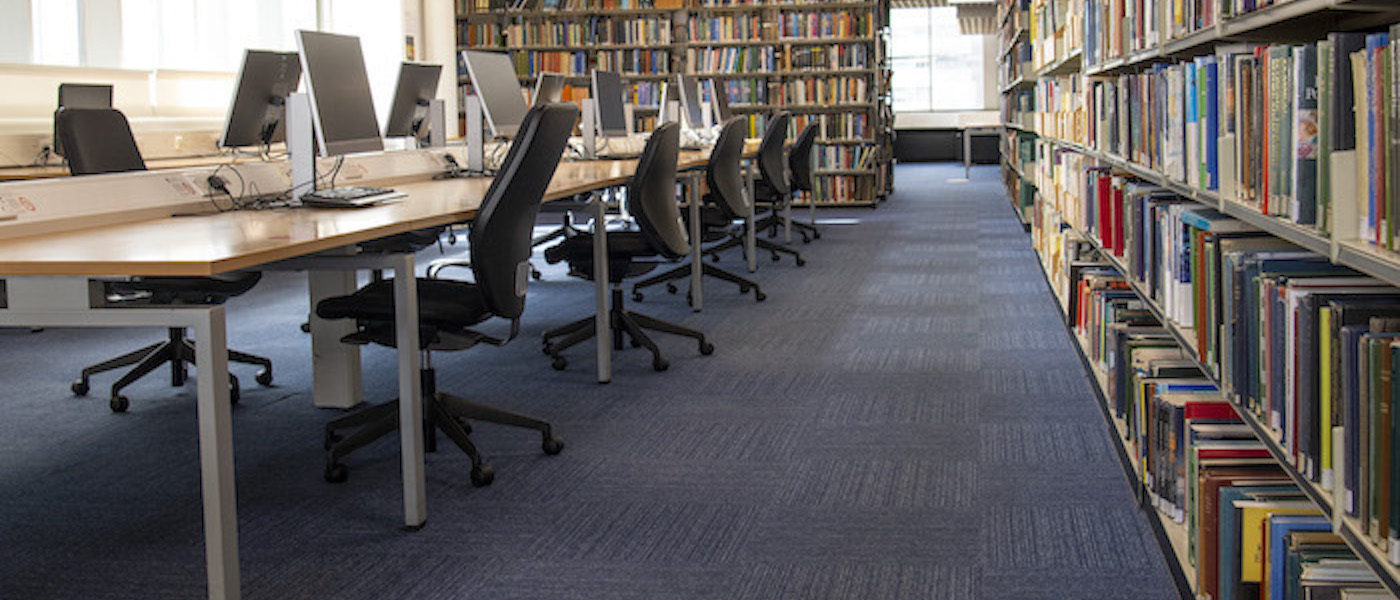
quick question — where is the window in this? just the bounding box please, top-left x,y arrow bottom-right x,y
890,6 -> 986,112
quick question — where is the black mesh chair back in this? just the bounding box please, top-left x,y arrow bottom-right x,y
706,117 -> 749,221
629,122 -> 686,259
55,108 -> 148,175
469,102 -> 579,320
756,112 -> 791,197
788,123 -> 817,193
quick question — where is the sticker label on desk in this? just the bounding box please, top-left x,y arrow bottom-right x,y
164,175 -> 202,198
0,194 -> 36,218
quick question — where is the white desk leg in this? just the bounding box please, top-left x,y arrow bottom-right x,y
390,256 -> 427,529
744,165 -> 757,274
591,195 -> 611,383
308,270 -> 362,408
191,306 -> 239,600
964,131 -> 972,179
783,200 -> 793,244
688,172 -> 703,312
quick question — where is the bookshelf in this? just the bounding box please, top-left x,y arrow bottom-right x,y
454,0 -> 892,206
1001,0 -> 1400,595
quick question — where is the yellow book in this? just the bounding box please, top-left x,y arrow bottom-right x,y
1320,307 -> 1334,490
1235,500 -> 1321,585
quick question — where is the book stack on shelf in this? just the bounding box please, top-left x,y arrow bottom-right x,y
1002,0 -> 1400,596
456,0 -> 891,206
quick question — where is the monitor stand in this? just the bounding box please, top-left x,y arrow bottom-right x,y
286,92 -> 316,204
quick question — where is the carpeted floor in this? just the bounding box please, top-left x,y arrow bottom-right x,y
0,163 -> 1180,599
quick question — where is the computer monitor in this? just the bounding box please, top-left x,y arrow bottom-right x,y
532,72 -> 566,107
675,73 -> 705,130
460,50 -> 530,139
54,83 -> 113,157
383,62 -> 443,138
295,30 -> 383,157
709,79 -> 733,122
590,70 -> 629,137
219,50 -> 301,148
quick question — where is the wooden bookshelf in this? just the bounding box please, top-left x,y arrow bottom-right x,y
455,0 -> 892,206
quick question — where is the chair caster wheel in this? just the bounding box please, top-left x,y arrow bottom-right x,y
229,375 -> 241,404
699,341 -> 715,355
530,268 -> 542,281
652,357 -> 669,372
256,369 -> 273,386
739,284 -> 750,293
633,291 -> 644,302
796,258 -> 806,267
665,283 -> 678,294
542,436 -> 565,455
755,291 -> 767,302
300,321 -> 311,333
552,357 -> 567,370
470,465 -> 495,487
324,462 -> 348,483
710,254 -> 720,263
813,231 -> 821,239
110,395 -> 129,413
72,380 -> 89,396
771,253 -> 780,262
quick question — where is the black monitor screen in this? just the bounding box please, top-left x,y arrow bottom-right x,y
58,83 -> 112,109
710,79 -> 733,122
533,72 -> 566,107
296,30 -> 383,157
676,73 -> 704,130
383,62 -> 443,138
591,70 -> 628,137
461,50 -> 529,139
220,50 -> 301,148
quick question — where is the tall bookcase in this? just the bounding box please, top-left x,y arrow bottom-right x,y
454,0 -> 893,206
998,0 -> 1400,597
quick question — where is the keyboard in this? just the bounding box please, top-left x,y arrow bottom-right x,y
300,186 -> 404,208
595,136 -> 648,159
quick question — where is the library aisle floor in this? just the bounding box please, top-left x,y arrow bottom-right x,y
0,163 -> 1179,599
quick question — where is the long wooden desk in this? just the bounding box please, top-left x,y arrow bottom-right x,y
0,149 -> 733,600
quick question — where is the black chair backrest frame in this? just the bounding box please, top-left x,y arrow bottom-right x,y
756,111 -> 790,197
469,102 -> 578,320
788,122 -> 817,193
629,122 -> 686,259
55,107 -> 148,175
706,116 -> 749,221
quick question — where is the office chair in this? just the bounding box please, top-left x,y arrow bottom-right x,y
762,122 -> 820,242
314,103 -> 576,486
540,122 -> 715,372
739,112 -> 805,264
629,117 -> 766,303
57,107 -> 273,413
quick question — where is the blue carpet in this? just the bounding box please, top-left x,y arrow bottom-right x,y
0,163 -> 1180,599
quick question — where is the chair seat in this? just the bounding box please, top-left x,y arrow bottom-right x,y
106,272 -> 262,305
316,278 -> 493,332
543,231 -> 662,283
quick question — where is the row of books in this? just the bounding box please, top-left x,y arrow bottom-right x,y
790,111 -> 868,140
807,172 -> 868,203
717,78 -> 768,104
594,48 -> 671,73
625,80 -> 663,107
459,0 -> 679,13
504,16 -> 673,46
784,43 -> 869,71
1067,27 -> 1400,253
1032,73 -> 1086,146
510,50 -> 591,76
814,145 -> 874,170
460,21 -> 505,47
686,46 -> 775,72
687,14 -> 762,43
1028,0 -> 1083,71
777,12 -> 871,40
1062,234 -> 1390,600
1081,0 -> 1157,69
774,75 -> 868,105
997,0 -> 1030,49
1001,88 -> 1033,131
